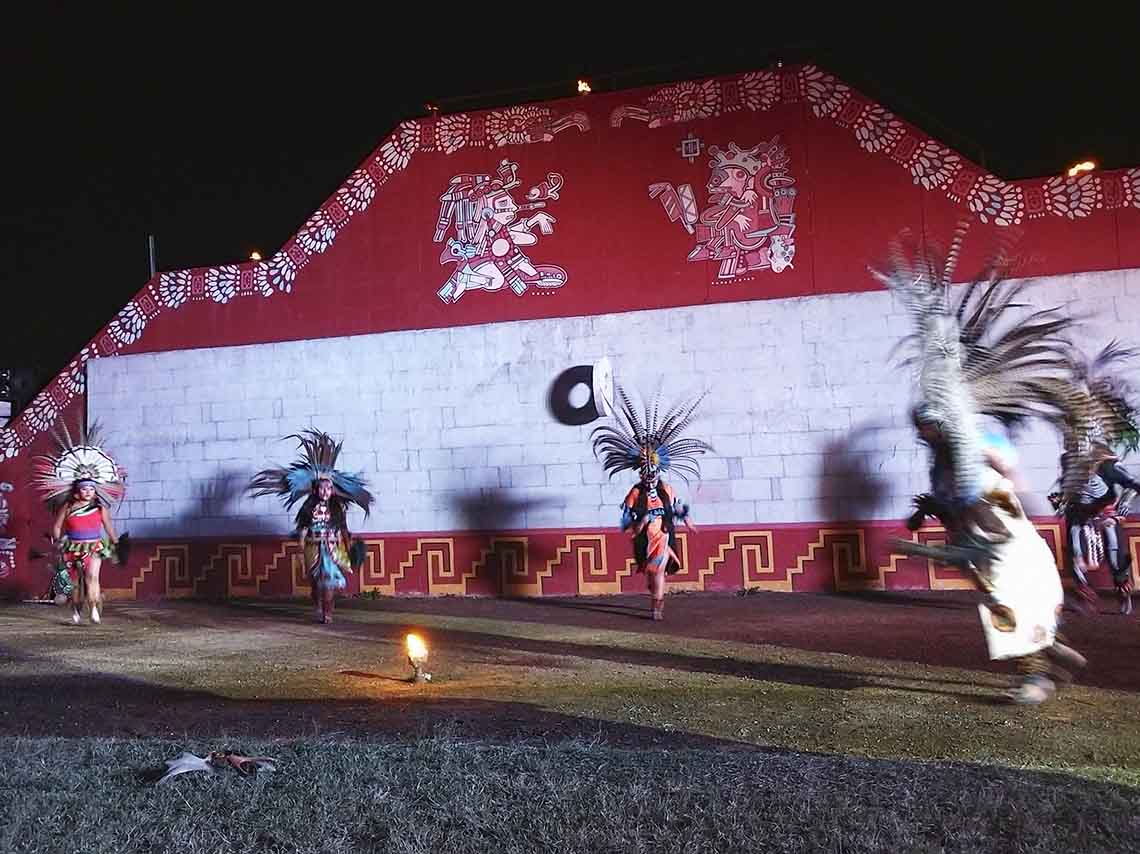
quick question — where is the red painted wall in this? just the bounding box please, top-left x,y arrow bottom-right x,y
2,64 -> 1138,599
4,65 -> 1137,463
4,518 -> 1124,603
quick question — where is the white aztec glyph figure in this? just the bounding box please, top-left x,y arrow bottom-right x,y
434,158 -> 568,304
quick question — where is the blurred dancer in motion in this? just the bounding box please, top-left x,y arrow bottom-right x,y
879,224 -> 1088,704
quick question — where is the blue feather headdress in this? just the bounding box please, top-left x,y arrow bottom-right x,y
590,383 -> 714,484
248,430 -> 373,518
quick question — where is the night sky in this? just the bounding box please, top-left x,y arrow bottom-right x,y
5,11 -> 1137,406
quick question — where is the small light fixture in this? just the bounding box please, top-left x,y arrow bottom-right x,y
577,79 -> 591,94
406,633 -> 431,682
424,102 -> 439,114
249,251 -> 262,261
1066,160 -> 1096,178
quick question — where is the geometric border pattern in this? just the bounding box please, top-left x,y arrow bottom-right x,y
547,534 -> 617,596
473,536 -> 540,597
81,517 -> 1133,600
705,531 -> 782,590
104,543 -> 191,601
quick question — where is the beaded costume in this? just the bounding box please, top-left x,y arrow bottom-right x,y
1045,342 -> 1140,613
31,421 -> 129,624
591,384 -> 713,620
249,430 -> 372,623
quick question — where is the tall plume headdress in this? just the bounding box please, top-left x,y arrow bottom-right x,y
248,430 -> 373,523
590,383 -> 714,484
872,221 -> 1076,503
1050,340 -> 1140,509
31,419 -> 126,509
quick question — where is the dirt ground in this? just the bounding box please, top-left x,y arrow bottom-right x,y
1,589 -> 1138,783
331,588 -> 1140,692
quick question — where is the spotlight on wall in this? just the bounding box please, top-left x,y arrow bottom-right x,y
577,79 -> 591,94
1066,160 -> 1096,178
249,251 -> 262,261
406,633 -> 431,682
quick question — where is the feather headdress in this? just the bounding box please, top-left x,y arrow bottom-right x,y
1050,340 -> 1140,507
590,383 -> 714,484
873,221 -> 1075,501
248,430 -> 373,518
31,419 -> 126,509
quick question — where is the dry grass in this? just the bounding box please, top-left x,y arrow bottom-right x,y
1,597 -> 1139,851
2,601 -> 1139,785
2,732 -> 1139,854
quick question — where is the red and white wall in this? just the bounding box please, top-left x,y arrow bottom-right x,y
2,65 -> 1138,600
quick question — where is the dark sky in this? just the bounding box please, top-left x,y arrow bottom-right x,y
5,10 -> 1138,402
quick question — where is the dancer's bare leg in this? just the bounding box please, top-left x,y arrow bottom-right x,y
649,571 -> 665,621
85,555 -> 103,623
70,565 -> 83,624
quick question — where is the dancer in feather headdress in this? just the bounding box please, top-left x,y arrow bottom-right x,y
591,384 -> 713,621
875,223 -> 1086,704
31,420 -> 129,625
249,430 -> 372,624
1046,342 -> 1140,614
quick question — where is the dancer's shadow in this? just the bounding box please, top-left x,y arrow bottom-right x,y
510,596 -> 649,618
132,466 -> 286,538
449,486 -> 574,591
817,423 -> 892,523
451,486 -> 556,532
832,590 -> 972,611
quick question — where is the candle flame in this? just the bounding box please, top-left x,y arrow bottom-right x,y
1066,160 -> 1095,177
406,633 -> 428,661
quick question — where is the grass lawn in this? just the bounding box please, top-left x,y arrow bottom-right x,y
1,595 -> 1137,852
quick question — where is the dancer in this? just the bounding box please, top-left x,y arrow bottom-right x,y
878,224 -> 1086,704
31,421 -> 129,624
249,430 -> 371,624
1046,343 -> 1140,614
591,384 -> 712,621
907,411 -> 1085,702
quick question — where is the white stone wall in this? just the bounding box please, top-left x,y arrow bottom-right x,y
86,268 -> 1140,537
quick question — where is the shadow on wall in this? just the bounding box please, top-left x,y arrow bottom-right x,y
450,487 -> 578,596
129,466 -> 289,538
818,423 -> 892,522
451,487 -> 558,532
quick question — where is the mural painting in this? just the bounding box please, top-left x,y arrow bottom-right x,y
434,158 -> 568,304
650,138 -> 797,280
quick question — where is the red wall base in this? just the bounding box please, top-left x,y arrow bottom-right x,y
12,519 -> 1131,602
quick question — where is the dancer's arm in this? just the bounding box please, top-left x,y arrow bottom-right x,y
51,504 -> 67,542
1104,461 -> 1140,493
620,487 -> 640,532
100,507 -> 119,544
341,528 -> 354,573
672,494 -> 698,533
